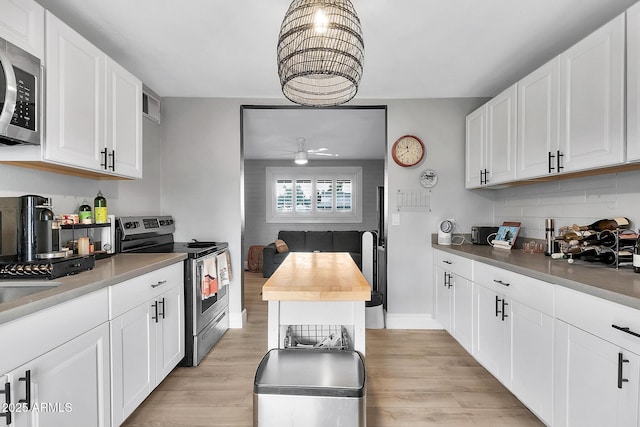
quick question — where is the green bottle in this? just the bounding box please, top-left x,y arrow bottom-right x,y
78,201 -> 92,224
94,191 -> 108,224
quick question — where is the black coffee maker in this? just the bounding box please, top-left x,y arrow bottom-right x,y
18,195 -> 57,262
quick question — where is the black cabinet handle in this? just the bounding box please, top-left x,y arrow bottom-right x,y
557,150 -> 564,172
151,280 -> 167,288
18,370 -> 30,410
548,151 -> 555,173
0,381 -> 11,425
100,148 -> 108,170
495,295 -> 501,318
618,352 -> 630,389
108,150 -> 116,171
483,169 -> 489,184
493,279 -> 510,287
151,301 -> 158,323
480,169 -> 484,185
159,297 -> 166,319
442,260 -> 452,265
501,300 -> 509,321
612,324 -> 640,339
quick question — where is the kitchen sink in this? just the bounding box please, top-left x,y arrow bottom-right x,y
0,281 -> 62,304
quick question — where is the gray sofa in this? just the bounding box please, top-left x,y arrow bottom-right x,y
262,230 -> 363,278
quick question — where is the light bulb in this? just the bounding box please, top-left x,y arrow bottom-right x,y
314,9 -> 329,34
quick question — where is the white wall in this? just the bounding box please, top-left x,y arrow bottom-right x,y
383,98 -> 494,328
493,169 -> 640,239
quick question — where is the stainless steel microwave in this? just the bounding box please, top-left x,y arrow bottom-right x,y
0,36 -> 41,145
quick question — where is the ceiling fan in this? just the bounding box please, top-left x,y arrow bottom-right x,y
274,138 -> 340,164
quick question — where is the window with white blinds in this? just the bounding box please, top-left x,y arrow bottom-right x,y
267,167 -> 362,223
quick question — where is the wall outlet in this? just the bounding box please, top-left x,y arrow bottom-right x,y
392,213 -> 400,226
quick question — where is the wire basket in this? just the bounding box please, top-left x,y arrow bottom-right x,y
285,325 -> 350,350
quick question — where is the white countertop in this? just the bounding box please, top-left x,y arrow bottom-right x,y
0,253 -> 187,325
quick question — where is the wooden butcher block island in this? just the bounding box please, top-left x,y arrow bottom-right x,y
262,252 -> 371,354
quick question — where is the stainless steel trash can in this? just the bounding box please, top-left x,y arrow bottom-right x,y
253,349 -> 366,427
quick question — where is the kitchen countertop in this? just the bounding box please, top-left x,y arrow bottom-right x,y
262,252 -> 371,301
433,241 -> 640,310
0,253 -> 187,326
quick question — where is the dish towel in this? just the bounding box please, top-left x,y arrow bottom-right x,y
217,250 -> 231,287
202,257 -> 218,300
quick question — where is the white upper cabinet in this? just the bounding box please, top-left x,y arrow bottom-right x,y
465,104 -> 487,189
0,0 -> 44,59
106,58 -> 143,178
559,13 -> 626,172
465,84 -> 517,188
43,12 -> 143,179
44,11 -> 105,171
486,83 -> 517,185
627,2 -> 640,163
517,58 -> 560,179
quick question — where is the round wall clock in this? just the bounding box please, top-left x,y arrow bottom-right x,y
391,135 -> 425,167
419,169 -> 438,188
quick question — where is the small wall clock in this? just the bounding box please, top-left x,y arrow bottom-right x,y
391,135 -> 425,167
419,169 -> 438,188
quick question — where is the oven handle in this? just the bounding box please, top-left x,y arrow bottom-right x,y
0,48 -> 17,132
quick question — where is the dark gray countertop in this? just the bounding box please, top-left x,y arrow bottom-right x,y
0,253 -> 187,325
432,241 -> 640,310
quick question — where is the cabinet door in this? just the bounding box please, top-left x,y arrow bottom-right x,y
0,0 -> 44,59
452,276 -> 473,354
11,323 -> 110,427
465,104 -> 487,189
627,2 -> 640,163
517,58 -> 560,179
510,300 -> 553,425
110,302 -> 156,427
106,57 -> 143,178
486,84 -> 517,185
435,266 -> 452,332
44,11 -> 105,172
554,321 -> 640,427
156,284 -> 185,382
559,14 -> 625,172
474,284 -> 509,383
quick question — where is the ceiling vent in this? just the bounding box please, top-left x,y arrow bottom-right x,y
142,91 -> 161,123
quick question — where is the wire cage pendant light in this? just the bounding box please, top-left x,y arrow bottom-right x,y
277,0 -> 364,107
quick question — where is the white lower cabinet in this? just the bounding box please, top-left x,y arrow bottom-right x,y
554,320 -> 640,427
473,262 -> 554,425
434,251 -> 473,353
6,323 -> 111,427
109,263 -> 184,426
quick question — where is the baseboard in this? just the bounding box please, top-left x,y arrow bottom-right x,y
229,308 -> 247,328
385,313 -> 444,330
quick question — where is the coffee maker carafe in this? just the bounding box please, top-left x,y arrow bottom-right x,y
19,195 -> 58,262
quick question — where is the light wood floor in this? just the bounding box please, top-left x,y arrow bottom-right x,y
123,272 -> 544,427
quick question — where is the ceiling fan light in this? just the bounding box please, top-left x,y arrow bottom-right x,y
294,150 -> 308,164
277,0 -> 365,107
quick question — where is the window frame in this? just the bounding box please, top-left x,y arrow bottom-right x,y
266,166 -> 363,223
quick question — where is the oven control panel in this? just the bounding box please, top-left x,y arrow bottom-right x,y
117,215 -> 175,237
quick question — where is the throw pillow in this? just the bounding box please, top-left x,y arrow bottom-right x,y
275,239 -> 289,253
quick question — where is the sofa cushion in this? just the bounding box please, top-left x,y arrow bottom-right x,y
278,231 -> 306,251
305,231 -> 333,252
333,231 -> 361,253
275,239 -> 289,253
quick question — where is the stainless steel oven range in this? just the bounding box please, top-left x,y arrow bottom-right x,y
115,215 -> 229,366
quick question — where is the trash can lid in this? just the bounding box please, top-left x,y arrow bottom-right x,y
254,349 -> 365,398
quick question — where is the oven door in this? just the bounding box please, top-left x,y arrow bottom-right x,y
193,254 -> 228,335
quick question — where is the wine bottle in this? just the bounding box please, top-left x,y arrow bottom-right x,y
570,247 -> 616,265
634,235 -> 640,273
575,217 -> 630,232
